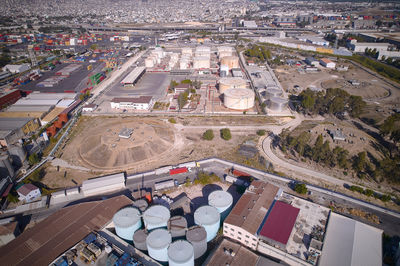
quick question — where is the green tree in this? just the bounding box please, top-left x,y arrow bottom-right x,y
178,89 -> 189,110
256,130 -> 266,136
352,151 -> 367,173
220,128 -> 232,140
28,153 -> 40,166
294,183 -> 308,194
202,129 -> 214,140
168,118 -> 176,124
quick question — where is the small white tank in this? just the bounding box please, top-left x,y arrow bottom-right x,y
112,207 -> 141,241
168,240 -> 194,266
133,229 -> 148,251
143,205 -> 170,230
208,190 -> 233,220
194,206 -> 220,242
146,229 -> 172,262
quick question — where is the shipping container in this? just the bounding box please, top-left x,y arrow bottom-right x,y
170,167 -> 188,175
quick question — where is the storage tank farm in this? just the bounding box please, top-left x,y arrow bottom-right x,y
168,240 -> 195,266
194,205 -> 220,242
112,207 -> 142,241
143,205 -> 170,230
186,225 -> 207,259
168,216 -> 188,239
146,228 -> 172,262
208,190 -> 233,220
133,229 -> 148,251
133,199 -> 148,212
219,77 -> 247,94
224,88 -> 255,110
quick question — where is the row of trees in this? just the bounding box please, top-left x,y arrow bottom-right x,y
294,88 -> 366,118
351,54 -> 400,84
349,185 -> 392,202
244,44 -> 271,62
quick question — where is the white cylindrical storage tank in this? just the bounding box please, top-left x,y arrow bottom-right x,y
143,205 -> 170,230
186,226 -> 207,259
224,88 -> 255,111
168,216 -> 187,239
146,228 -> 172,262
220,56 -> 239,70
113,207 -> 142,241
193,56 -> 210,69
133,199 -> 148,212
208,190 -> 233,220
265,88 -> 283,99
219,77 -> 247,93
181,47 -> 192,56
194,205 -> 220,242
268,97 -> 288,112
145,58 -> 154,68
133,229 -> 148,251
168,240 -> 194,266
219,50 -> 233,58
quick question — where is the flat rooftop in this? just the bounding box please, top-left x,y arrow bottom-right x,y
225,181 -> 279,235
0,195 -> 133,266
259,201 -> 300,246
0,117 -> 34,131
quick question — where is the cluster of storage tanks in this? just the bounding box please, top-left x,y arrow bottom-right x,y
145,47 -> 165,68
258,85 -> 288,112
218,77 -> 255,111
112,190 -> 233,265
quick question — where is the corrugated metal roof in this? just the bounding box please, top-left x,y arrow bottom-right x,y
0,195 -> 133,266
25,92 -> 77,101
224,181 -> 279,235
259,201 -> 300,245
6,105 -> 53,112
319,212 -> 382,266
14,99 -> 60,106
81,173 -> 125,192
121,66 -> 145,84
0,117 -> 34,131
111,96 -> 152,104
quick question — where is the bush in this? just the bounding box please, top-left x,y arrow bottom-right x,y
168,118 -> 176,124
350,185 -> 364,194
194,172 -> 220,185
257,130 -> 266,136
294,183 -> 308,194
380,194 -> 392,202
364,189 -> 374,197
28,153 -> 41,166
202,129 -> 214,140
220,128 -> 232,141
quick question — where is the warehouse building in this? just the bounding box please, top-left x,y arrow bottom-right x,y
81,173 -> 125,197
0,89 -> 22,110
3,64 -> 30,74
223,181 -> 279,250
349,42 -> 390,53
120,66 -> 145,86
0,117 -> 40,147
319,58 -> 336,69
110,96 -> 154,110
319,212 -> 382,266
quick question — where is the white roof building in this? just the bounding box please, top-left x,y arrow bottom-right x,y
319,212 -> 382,266
4,64 -> 30,74
81,173 -> 125,196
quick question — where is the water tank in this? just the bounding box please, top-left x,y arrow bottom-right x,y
7,143 -> 27,168
168,216 -> 187,239
168,240 -> 194,266
267,97 -> 288,112
133,199 -> 148,212
113,207 -> 142,241
219,77 -> 247,93
0,153 -> 14,179
208,190 -> 233,220
224,88 -> 255,111
145,58 -> 155,68
265,88 -> 283,98
146,228 -> 172,262
194,206 -> 220,242
133,229 -> 148,251
143,205 -> 170,230
186,226 -> 207,259
220,56 -> 239,70
218,46 -> 233,56
181,47 -> 192,56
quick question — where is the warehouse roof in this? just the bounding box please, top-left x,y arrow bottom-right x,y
25,92 -> 77,101
319,212 -> 382,266
81,172 -> 125,192
120,66 -> 145,84
6,105 -> 53,112
224,181 -> 279,235
111,96 -> 152,104
16,183 -> 39,196
0,195 -> 133,266
0,117 -> 35,131
14,99 -> 60,106
259,201 -> 300,246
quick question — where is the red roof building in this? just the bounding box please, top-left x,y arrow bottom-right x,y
259,201 -> 300,249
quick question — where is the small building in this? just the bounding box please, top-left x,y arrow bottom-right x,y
0,117 -> 40,147
3,64 -> 30,74
82,104 -> 96,112
17,183 -> 41,202
305,57 -> 319,67
320,58 -> 336,69
329,130 -> 346,141
110,96 -> 153,110
174,83 -> 190,94
232,68 -> 243,78
118,128 -> 133,139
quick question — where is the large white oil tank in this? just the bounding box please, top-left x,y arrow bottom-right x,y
265,88 -> 283,98
146,228 -> 172,262
219,77 -> 247,93
180,59 -> 189,70
218,46 -> 233,55
133,199 -> 148,212
145,57 -> 155,68
208,190 -> 233,220
168,216 -> 187,239
181,47 -> 192,56
193,56 -> 210,69
268,97 -> 288,112
133,229 -> 148,251
143,205 -> 170,230
220,56 -> 239,70
194,205 -> 220,242
168,240 -> 194,266
186,226 -> 207,259
224,88 -> 255,111
113,207 -> 142,241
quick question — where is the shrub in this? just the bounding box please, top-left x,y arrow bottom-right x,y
220,128 -> 232,140
168,118 -> 176,124
257,130 -> 266,136
194,172 -> 220,185
202,129 -> 214,140
380,194 -> 392,202
294,183 -> 308,194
